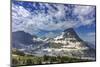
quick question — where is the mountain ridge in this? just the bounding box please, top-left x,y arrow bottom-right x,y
12,28 -> 96,60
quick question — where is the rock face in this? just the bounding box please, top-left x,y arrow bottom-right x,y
63,28 -> 82,41
42,28 -> 96,60
53,28 -> 89,49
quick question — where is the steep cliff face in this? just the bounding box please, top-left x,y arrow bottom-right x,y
63,28 -> 82,41
42,28 -> 96,60
53,28 -> 89,49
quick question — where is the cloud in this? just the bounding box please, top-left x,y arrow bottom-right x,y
12,2 -> 96,35
73,5 -> 95,25
74,5 -> 95,15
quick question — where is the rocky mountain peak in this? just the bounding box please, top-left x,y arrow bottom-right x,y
63,28 -> 82,41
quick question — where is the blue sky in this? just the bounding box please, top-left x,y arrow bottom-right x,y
12,1 -> 96,45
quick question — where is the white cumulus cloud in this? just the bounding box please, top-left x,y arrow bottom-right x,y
12,2 -> 96,35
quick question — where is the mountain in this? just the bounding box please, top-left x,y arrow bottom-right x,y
63,28 -> 82,41
53,28 -> 89,49
12,31 -> 37,48
12,31 -> 46,51
41,28 -> 96,60
12,28 -> 96,60
54,28 -> 82,42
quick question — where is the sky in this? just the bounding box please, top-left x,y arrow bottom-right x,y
12,0 -> 96,45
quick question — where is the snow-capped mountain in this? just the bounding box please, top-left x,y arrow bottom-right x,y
41,28 -> 95,60
52,28 -> 89,49
12,28 -> 96,60
37,28 -> 94,58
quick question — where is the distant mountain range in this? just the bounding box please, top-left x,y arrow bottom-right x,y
12,28 -> 96,60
